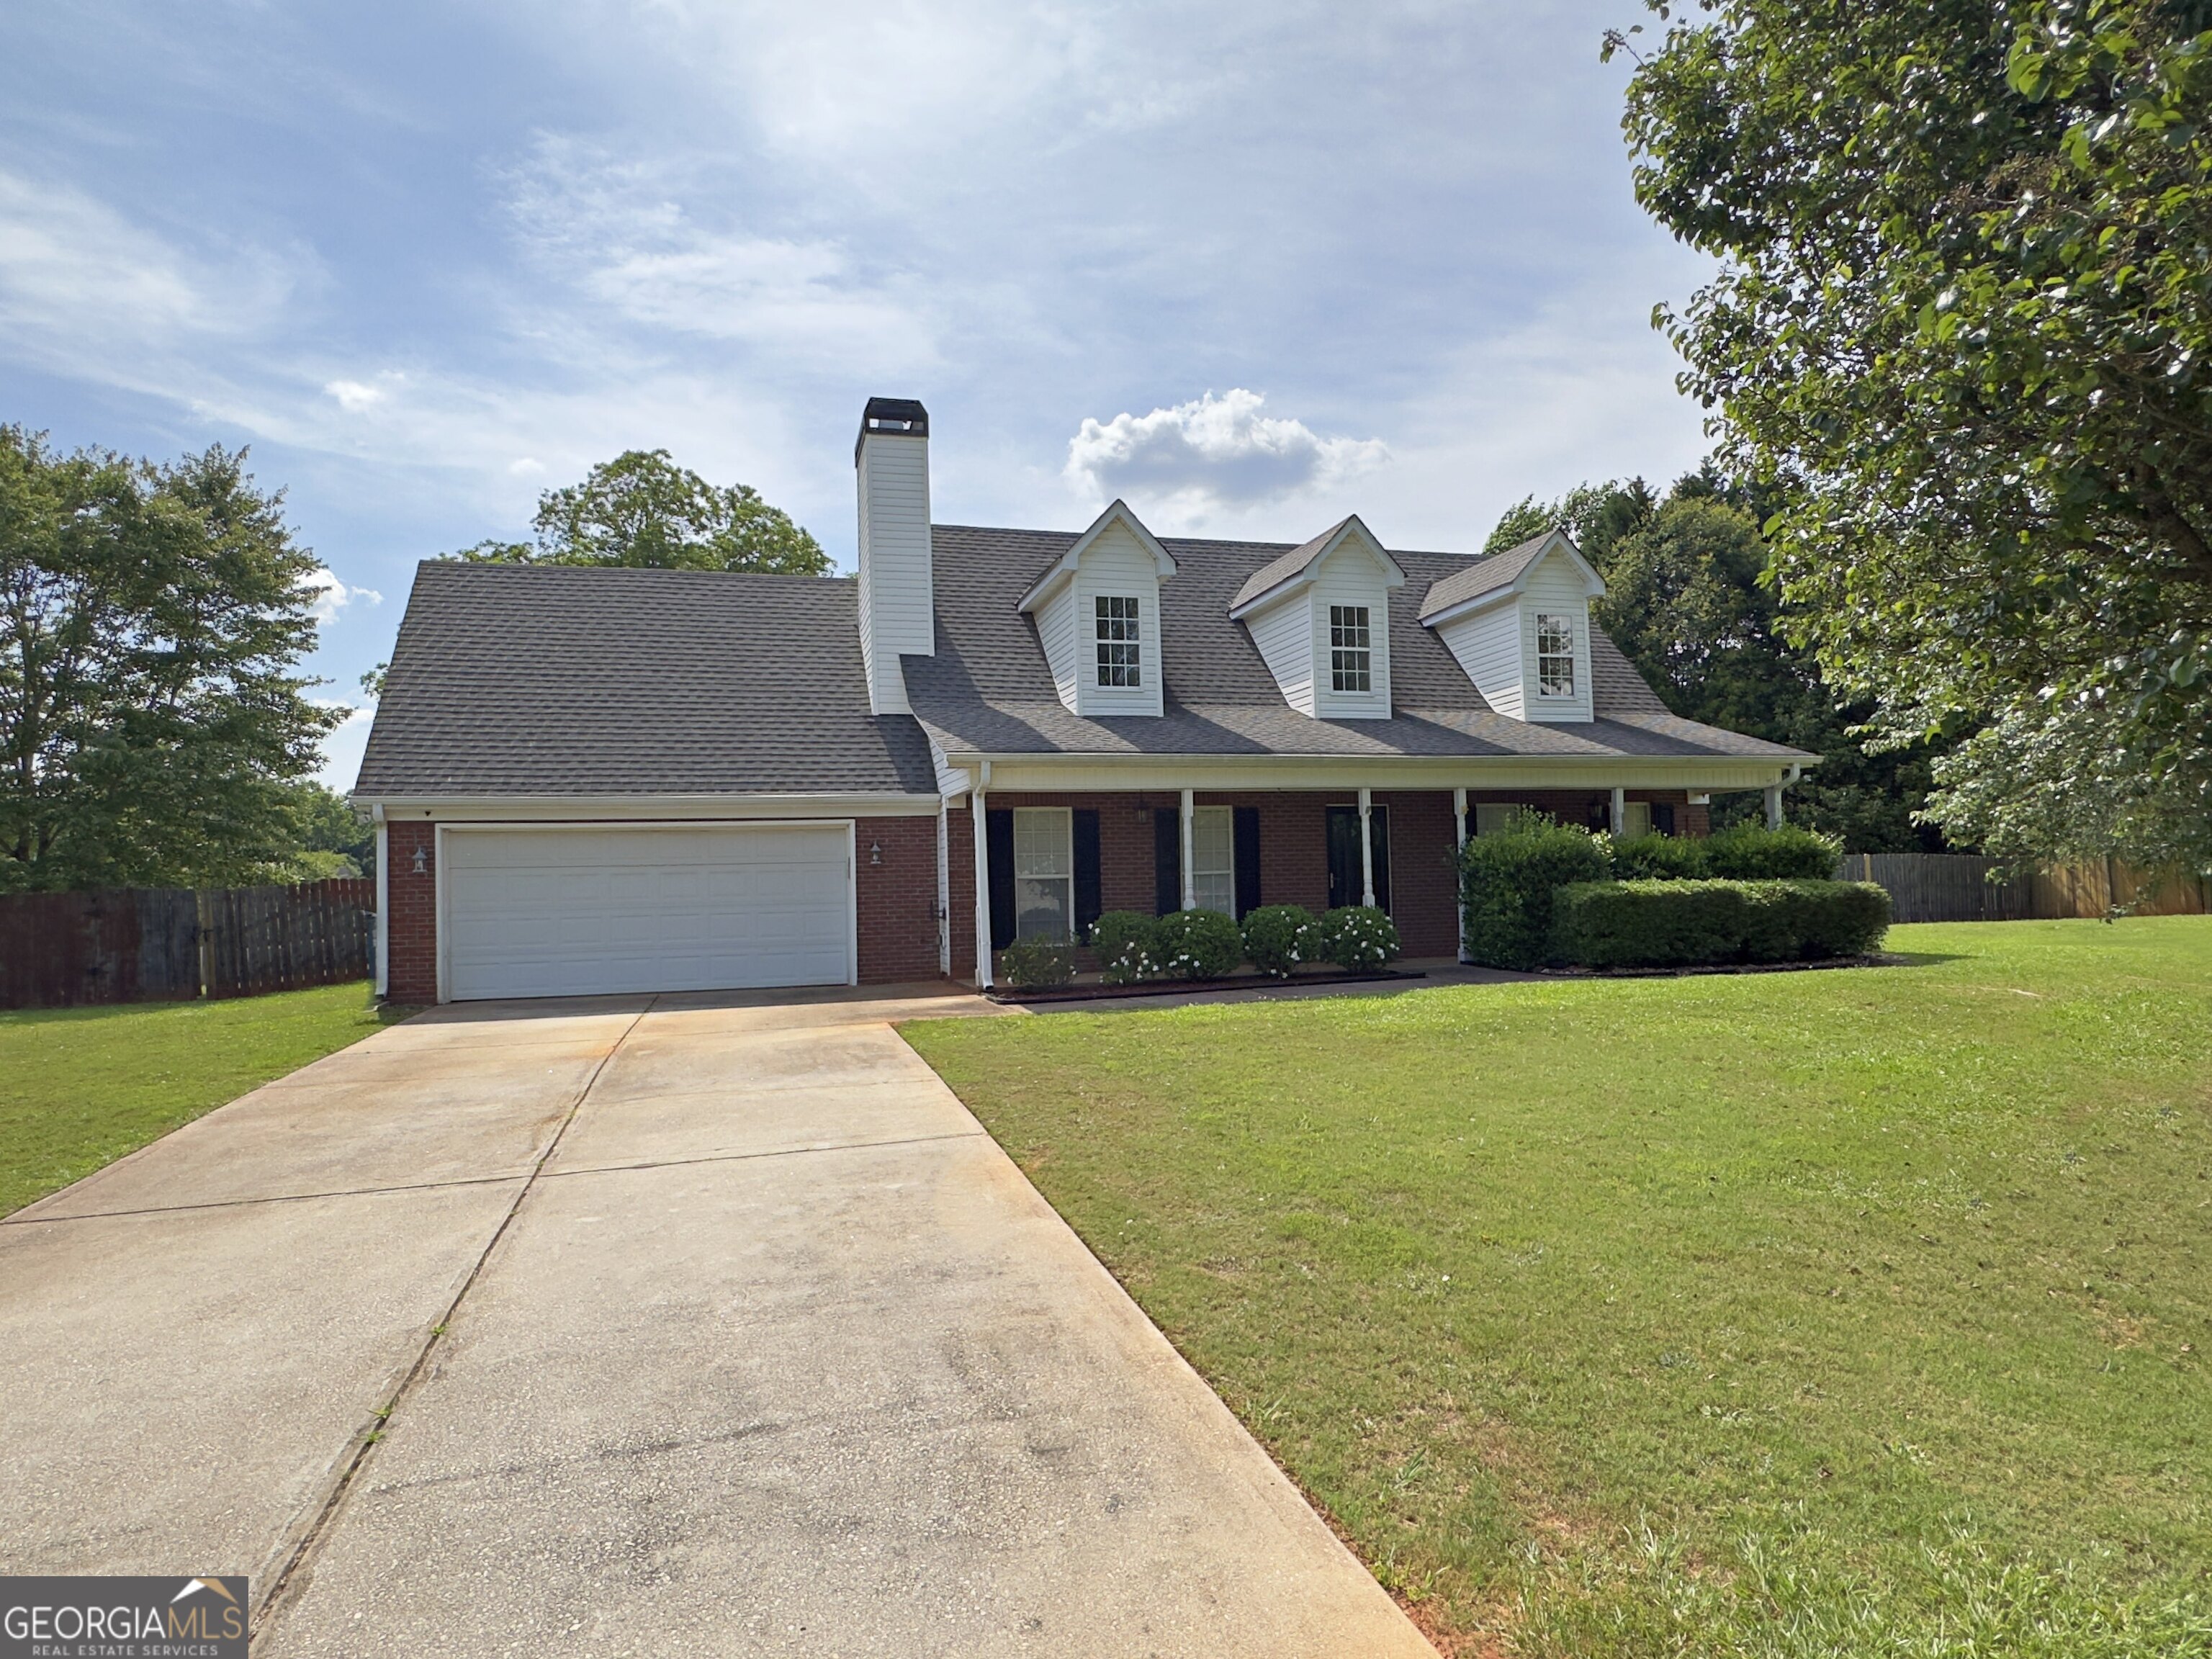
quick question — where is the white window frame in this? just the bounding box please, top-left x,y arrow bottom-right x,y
1012,806 -> 1074,942
1622,801 -> 1653,839
1534,612 -> 1577,699
1329,604 -> 1372,693
1473,803 -> 1524,837
1191,804 -> 1235,917
1095,594 -> 1142,688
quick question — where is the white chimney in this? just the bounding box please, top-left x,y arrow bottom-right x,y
855,397 -> 934,716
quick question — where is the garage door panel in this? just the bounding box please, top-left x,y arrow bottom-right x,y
444,827 -> 853,1001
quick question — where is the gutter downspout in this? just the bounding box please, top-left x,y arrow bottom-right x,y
372,804 -> 388,1001
971,763 -> 992,989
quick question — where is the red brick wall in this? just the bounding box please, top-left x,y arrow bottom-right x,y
855,814 -> 942,984
384,821 -> 439,1006
1465,788 -> 1704,837
1374,791 -> 1460,957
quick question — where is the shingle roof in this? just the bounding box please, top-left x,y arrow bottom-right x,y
353,562 -> 938,798
1228,518 -> 1351,611
1416,529 -> 1553,620
904,526 -> 1809,763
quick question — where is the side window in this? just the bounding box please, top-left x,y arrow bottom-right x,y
1095,595 -> 1141,688
1191,806 -> 1234,915
1328,605 -> 1371,692
1534,613 -> 1576,698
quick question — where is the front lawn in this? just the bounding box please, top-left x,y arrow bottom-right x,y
904,920 -> 2212,1656
0,982 -> 402,1216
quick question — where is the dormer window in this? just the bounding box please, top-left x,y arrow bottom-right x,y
1095,595 -> 1141,688
1329,606 -> 1372,693
1535,613 -> 1576,698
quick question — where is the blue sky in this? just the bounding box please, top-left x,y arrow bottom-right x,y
2,1 -> 1714,788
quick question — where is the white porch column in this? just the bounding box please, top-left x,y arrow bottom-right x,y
1179,788 -> 1197,909
1452,786 -> 1470,965
1358,786 -> 1375,908
971,768 -> 993,988
1763,782 -> 1784,830
1610,786 -> 1627,837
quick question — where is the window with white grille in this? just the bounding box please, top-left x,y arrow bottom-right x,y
1535,613 -> 1576,698
1095,595 -> 1141,688
1012,808 -> 1073,940
1329,605 -> 1371,693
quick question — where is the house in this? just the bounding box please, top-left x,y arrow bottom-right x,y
354,397 -> 1812,1002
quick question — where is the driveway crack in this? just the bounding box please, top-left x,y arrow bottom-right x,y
251,997 -> 657,1638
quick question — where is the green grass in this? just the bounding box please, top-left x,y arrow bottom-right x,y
903,920 -> 2212,1656
0,981 -> 403,1215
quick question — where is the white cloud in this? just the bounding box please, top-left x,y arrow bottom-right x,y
303,566 -> 382,625
324,378 -> 389,412
1064,390 -> 1388,518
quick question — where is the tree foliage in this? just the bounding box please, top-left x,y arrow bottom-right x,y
1614,0 -> 2212,869
0,428 -> 343,891
457,449 -> 830,575
1491,475 -> 1954,849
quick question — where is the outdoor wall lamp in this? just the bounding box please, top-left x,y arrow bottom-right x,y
410,844 -> 428,875
869,841 -> 882,866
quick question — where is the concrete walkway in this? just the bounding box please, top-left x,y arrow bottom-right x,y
1,986 -> 1433,1658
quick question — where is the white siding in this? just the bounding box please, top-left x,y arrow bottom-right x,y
1071,523 -> 1164,718
1036,583 -> 1079,708
1243,591 -> 1316,715
856,431 -> 932,715
1436,605 -> 1526,719
1308,540 -> 1393,720
1519,549 -> 1594,723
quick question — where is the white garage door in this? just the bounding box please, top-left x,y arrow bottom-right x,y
442,824 -> 853,1001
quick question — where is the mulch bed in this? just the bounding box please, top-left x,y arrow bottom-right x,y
985,968 -> 1427,1005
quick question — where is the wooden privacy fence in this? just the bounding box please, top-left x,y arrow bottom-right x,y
0,878 -> 375,1010
1840,853 -> 2211,924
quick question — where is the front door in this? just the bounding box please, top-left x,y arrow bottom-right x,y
1325,804 -> 1390,912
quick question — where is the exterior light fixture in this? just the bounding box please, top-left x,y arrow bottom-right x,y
411,845 -> 428,875
869,841 -> 883,866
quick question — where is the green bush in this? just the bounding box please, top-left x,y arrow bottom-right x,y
1152,909 -> 1245,979
1089,911 -> 1161,984
1704,822 -> 1842,879
1460,817 -> 1614,969
1241,904 -> 1318,977
1317,906 -> 1401,970
1611,831 -> 1710,881
1550,878 -> 1891,969
997,936 -> 1075,987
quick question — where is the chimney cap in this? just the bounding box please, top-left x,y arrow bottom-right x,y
856,397 -> 929,463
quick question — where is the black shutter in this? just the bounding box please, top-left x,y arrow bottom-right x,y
1652,802 -> 1676,836
1154,809 -> 1182,916
1074,809 -> 1102,940
986,809 -> 1016,951
1233,806 -> 1262,920
1326,806 -> 1358,911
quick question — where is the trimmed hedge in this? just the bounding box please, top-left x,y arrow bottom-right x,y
1153,909 -> 1245,979
1316,905 -> 1400,970
1701,823 -> 1841,880
1090,911 -> 1161,984
1550,878 -> 1891,969
1242,904 -> 1318,977
998,936 -> 1075,987
1460,816 -> 1613,969
1611,831 -> 1712,881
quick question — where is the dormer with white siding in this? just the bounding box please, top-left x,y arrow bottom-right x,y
1417,529 -> 1603,722
1226,516 -> 1405,721
1016,499 -> 1177,718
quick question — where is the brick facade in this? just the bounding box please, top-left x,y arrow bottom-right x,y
383,789 -> 1712,1001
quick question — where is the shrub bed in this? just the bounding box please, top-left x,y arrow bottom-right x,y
1701,823 -> 1841,879
1151,909 -> 1246,979
1316,905 -> 1400,970
1460,816 -> 1612,969
1241,904 -> 1318,978
1550,878 -> 1891,969
997,936 -> 1075,987
1089,911 -> 1161,984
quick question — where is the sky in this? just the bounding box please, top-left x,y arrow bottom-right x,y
1,1 -> 1717,791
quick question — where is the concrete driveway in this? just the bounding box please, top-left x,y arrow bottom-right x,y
1,986 -> 1433,1658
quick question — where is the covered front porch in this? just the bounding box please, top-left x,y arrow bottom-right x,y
940,774 -> 1745,987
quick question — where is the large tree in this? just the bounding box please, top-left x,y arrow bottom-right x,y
1613,0 -> 2212,870
458,449 -> 830,575
0,428 -> 343,891
1490,474 -> 1953,848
